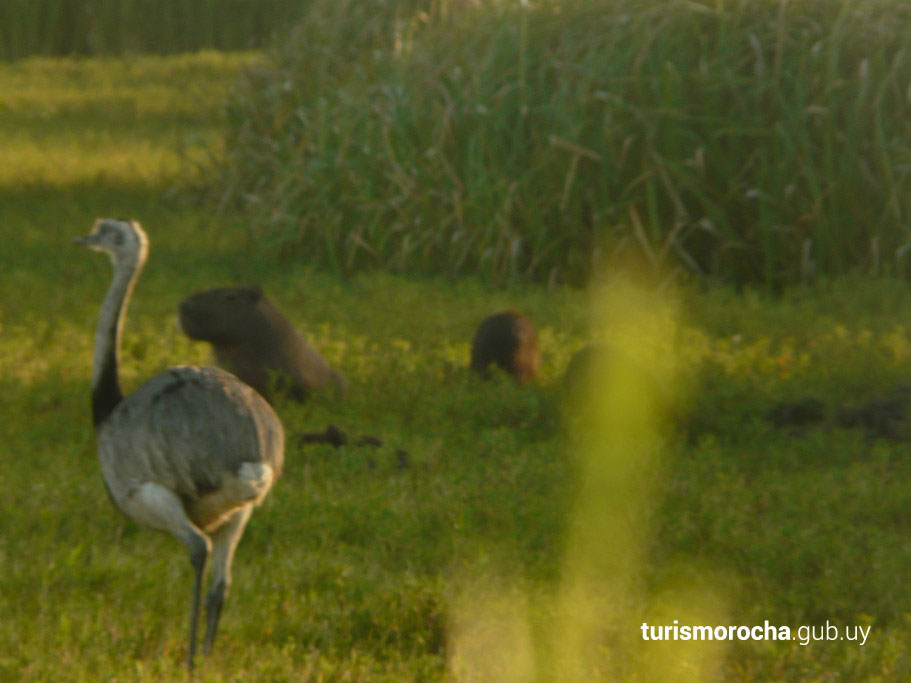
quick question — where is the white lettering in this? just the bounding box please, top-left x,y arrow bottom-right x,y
639,621 -> 861,645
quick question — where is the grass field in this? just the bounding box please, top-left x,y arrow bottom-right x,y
3,50 -> 911,680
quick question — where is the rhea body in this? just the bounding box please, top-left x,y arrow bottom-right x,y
78,219 -> 284,671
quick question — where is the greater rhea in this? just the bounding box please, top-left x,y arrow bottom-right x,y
77,218 -> 284,671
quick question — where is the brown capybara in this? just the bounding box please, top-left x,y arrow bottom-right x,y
178,286 -> 346,403
469,310 -> 540,383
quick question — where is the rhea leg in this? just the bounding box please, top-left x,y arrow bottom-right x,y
186,531 -> 210,672
203,504 -> 253,655
120,482 -> 212,672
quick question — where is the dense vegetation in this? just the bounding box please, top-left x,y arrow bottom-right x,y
214,0 -> 911,287
0,0 -> 304,60
3,4 -> 911,679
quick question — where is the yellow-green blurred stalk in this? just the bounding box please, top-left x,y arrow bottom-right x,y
450,279 -> 725,681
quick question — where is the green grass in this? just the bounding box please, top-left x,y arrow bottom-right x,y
4,51 -> 911,680
0,0 -> 305,60
213,0 -> 911,288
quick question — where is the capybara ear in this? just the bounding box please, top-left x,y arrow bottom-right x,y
248,285 -> 264,302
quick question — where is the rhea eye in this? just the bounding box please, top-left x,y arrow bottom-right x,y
112,232 -> 124,246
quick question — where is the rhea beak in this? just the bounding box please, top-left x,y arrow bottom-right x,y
74,231 -> 103,247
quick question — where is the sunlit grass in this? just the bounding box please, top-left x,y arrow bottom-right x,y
3,50 -> 911,680
0,138 -> 188,186
0,52 -> 258,186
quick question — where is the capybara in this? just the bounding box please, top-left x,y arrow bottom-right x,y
469,310 -> 540,383
179,285 -> 345,403
560,342 -> 674,431
561,343 -> 609,401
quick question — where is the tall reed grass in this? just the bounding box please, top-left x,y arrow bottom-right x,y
0,0 -> 303,60
215,0 -> 910,287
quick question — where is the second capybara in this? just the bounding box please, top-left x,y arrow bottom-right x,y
469,310 -> 540,383
179,285 -> 346,403
561,343 -> 609,401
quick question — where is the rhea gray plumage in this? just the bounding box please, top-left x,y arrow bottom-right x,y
77,218 -> 284,672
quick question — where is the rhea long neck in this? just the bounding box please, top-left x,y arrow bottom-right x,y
92,248 -> 145,428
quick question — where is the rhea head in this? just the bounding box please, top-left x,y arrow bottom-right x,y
75,218 -> 148,267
